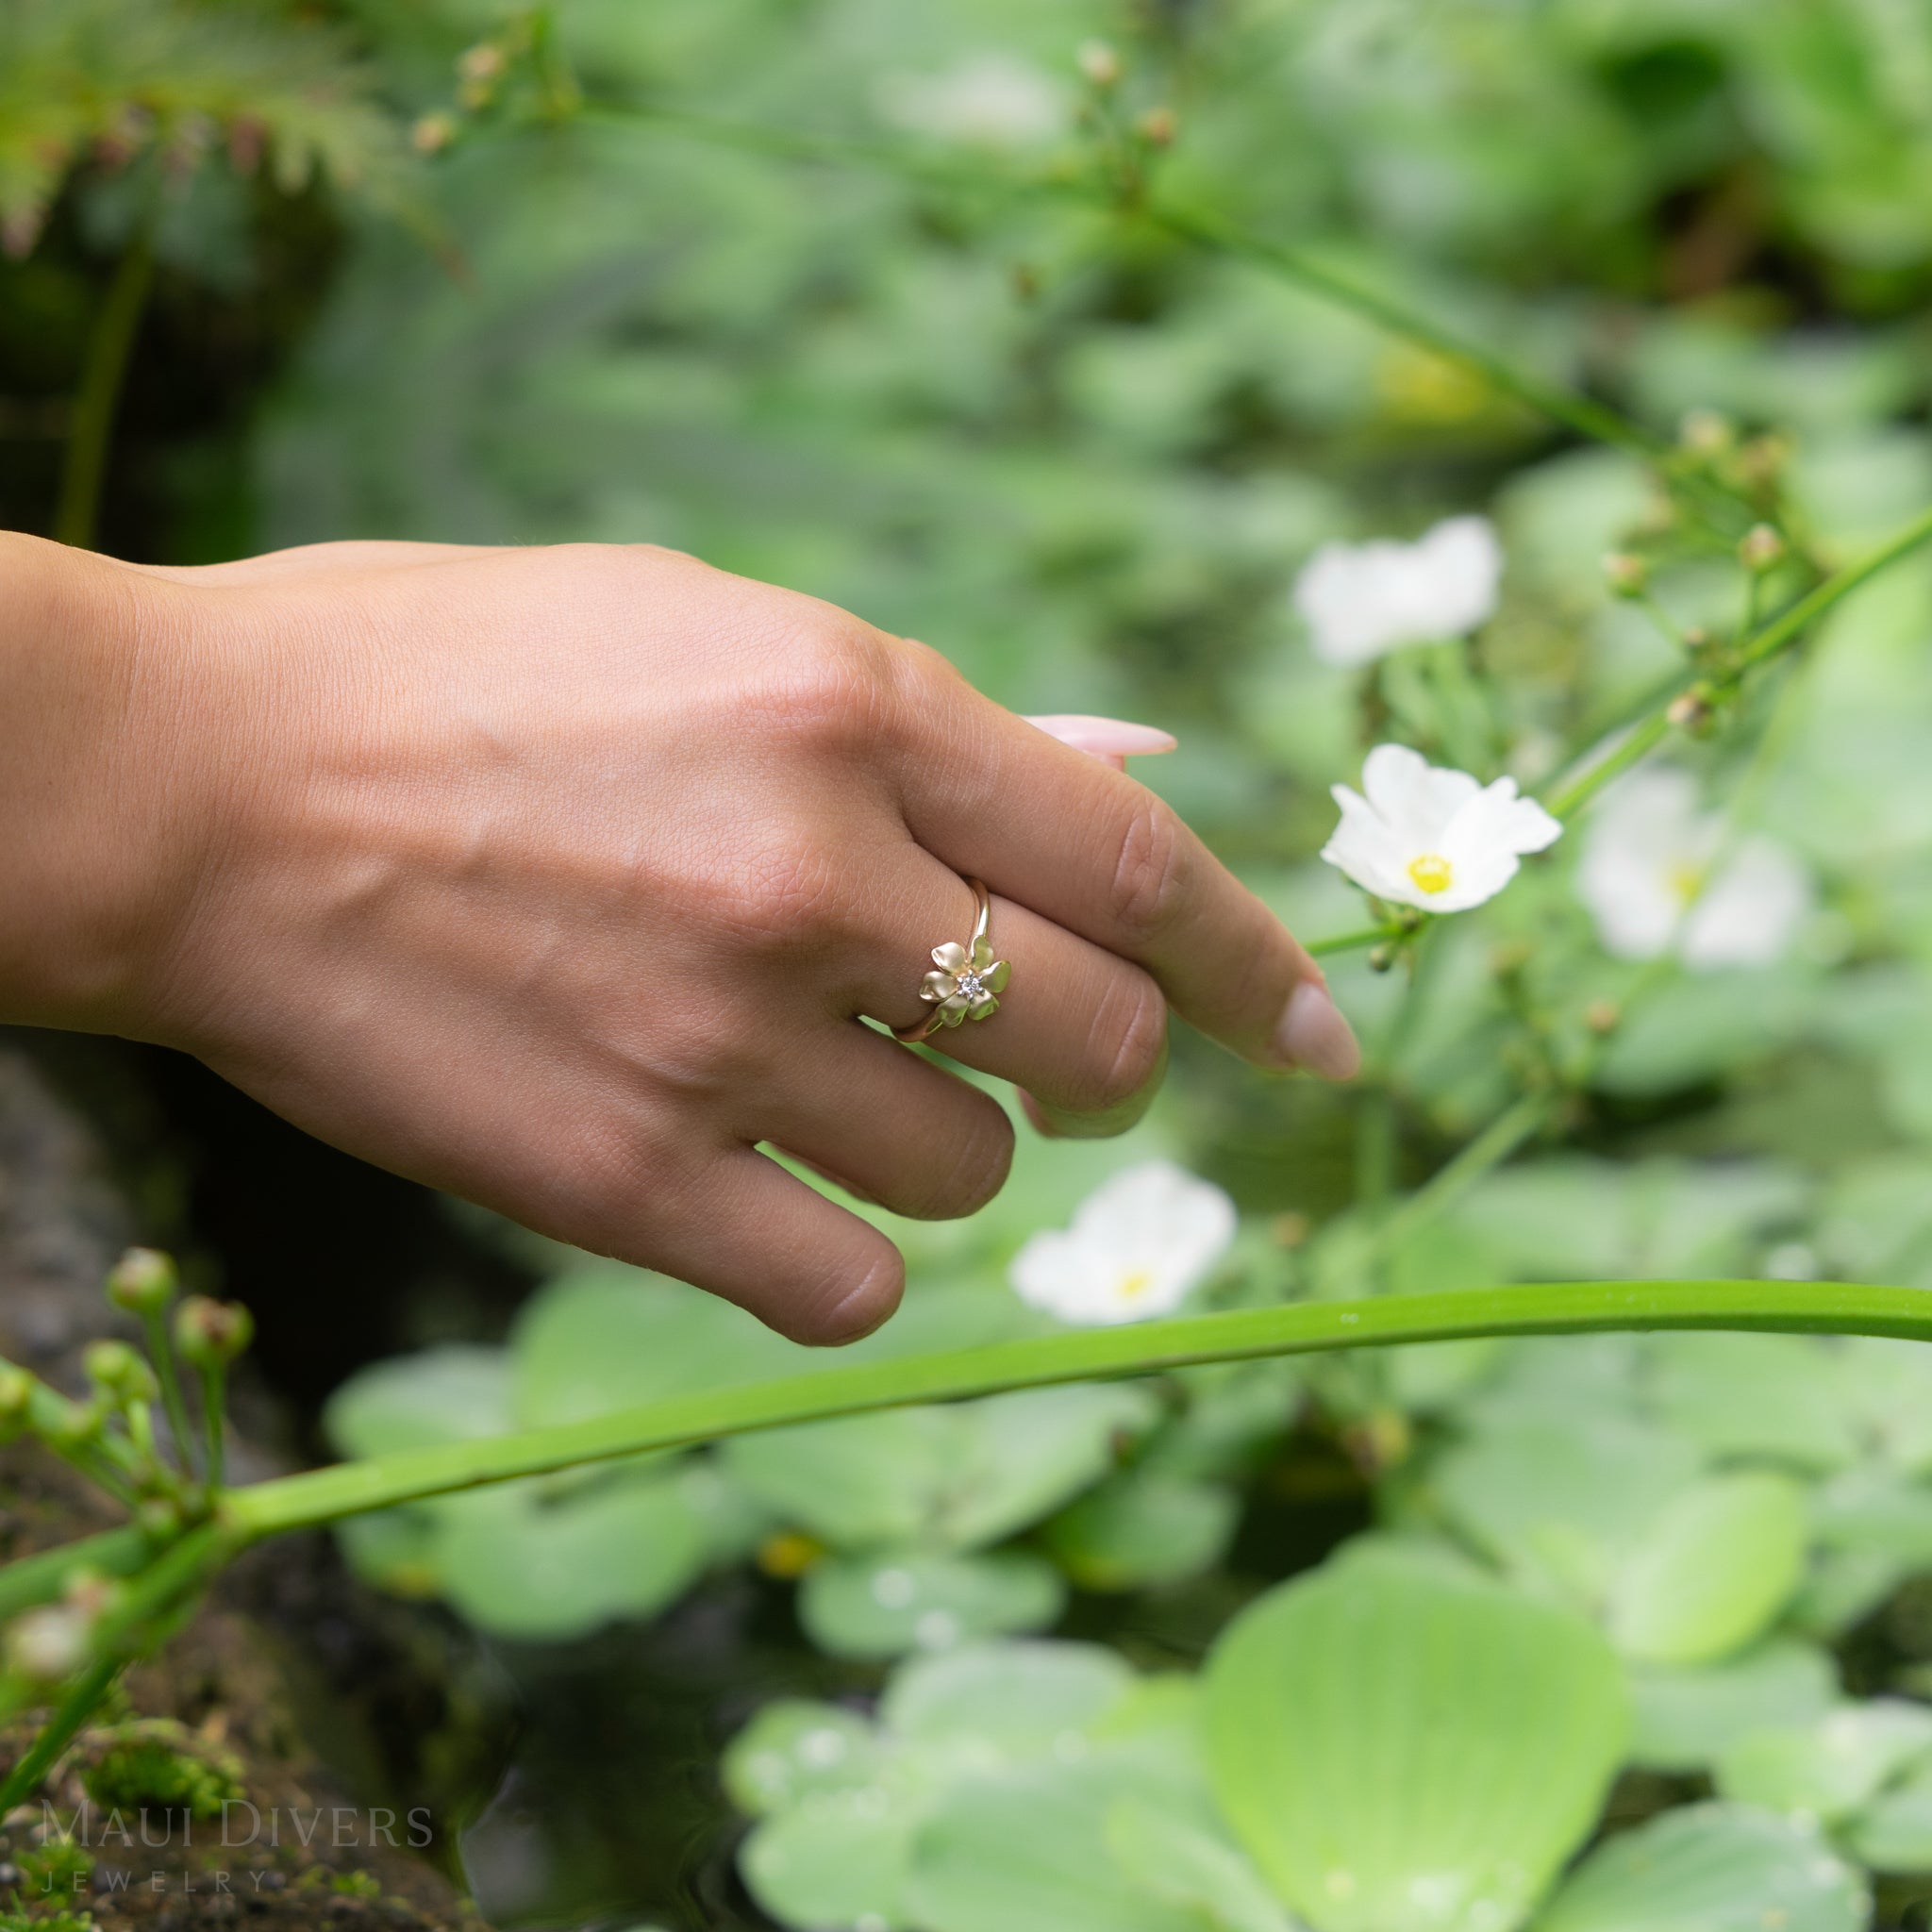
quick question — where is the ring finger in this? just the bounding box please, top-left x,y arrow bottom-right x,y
849,859 -> 1171,1136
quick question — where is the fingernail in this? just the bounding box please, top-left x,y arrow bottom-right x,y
1025,714 -> 1178,771
1275,981 -> 1361,1081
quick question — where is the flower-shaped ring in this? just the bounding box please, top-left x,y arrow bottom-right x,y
892,876 -> 1010,1044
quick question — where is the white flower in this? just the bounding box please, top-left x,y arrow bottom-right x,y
874,57 -> 1065,149
1008,1161 -> 1237,1327
1575,768 -> 1812,971
1322,744 -> 1562,913
1292,515 -> 1503,667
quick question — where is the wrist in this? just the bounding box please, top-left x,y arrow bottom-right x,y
0,534 -> 212,1036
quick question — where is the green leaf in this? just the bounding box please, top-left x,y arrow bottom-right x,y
1042,1470 -> 1241,1591
1607,1474 -> 1808,1665
906,1761 -> 1208,1932
429,1470 -> 709,1641
1204,1552 -> 1625,1932
1716,1700 -> 1932,1824
799,1549 -> 1066,1659
325,1344 -> 511,1457
512,1265 -> 796,1424
1432,1417 -> 1703,1607
1842,1761 -> 1932,1873
1533,1802 -> 1867,1932
882,1640 -> 1136,1759
722,1700 -> 889,1817
1625,1639 -> 1840,1774
1105,1800 -> 1296,1932
741,1787 -> 923,1932
1644,1333 -> 1857,1474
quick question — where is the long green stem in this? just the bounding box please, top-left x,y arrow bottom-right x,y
141,1309 -> 199,1481
1543,499 -> 1932,820
53,231 -> 155,550
0,1527 -> 158,1624
225,1278 -> 1932,1540
1307,924 -> 1400,958
0,1657 -> 123,1812
1374,1094 -> 1550,1257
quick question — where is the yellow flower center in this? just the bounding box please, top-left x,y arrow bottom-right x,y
1115,1269 -> 1155,1303
1666,859 -> 1707,906
1407,854 -> 1454,895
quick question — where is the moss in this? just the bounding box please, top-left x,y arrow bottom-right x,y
81,1720 -> 243,1821
14,1840 -> 93,1898
330,1873 -> 381,1901
0,1912 -> 92,1932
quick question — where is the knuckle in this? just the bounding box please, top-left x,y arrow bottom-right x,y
1108,802 -> 1191,950
747,614 -> 904,760
713,835 -> 847,954
1074,971 -> 1170,1115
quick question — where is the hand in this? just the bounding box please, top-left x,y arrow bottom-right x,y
5,537 -> 1359,1342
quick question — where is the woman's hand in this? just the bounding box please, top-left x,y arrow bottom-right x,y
1,536 -> 1358,1342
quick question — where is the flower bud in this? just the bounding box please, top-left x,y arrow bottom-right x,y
1076,40 -> 1122,88
1679,408 -> 1734,458
174,1297 -> 254,1371
1738,523 -> 1786,573
1734,433 -> 1790,492
136,1497 -> 184,1542
0,1365 -> 31,1430
44,1399 -> 105,1449
84,1341 -> 158,1407
457,42 -> 507,83
1667,686 -> 1718,735
106,1247 -> 177,1316
1601,552 -> 1647,597
6,1606 -> 90,1687
1368,943 -> 1397,974
1136,105 -> 1177,147
1584,998 -> 1621,1036
411,112 -> 458,156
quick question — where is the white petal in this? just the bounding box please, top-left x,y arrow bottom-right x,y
1576,841 -> 1680,958
1681,839 -> 1812,970
1441,778 -> 1563,862
1361,742 -> 1481,848
1412,516 -> 1504,637
1321,787 -> 1416,900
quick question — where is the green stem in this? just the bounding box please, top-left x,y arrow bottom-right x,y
200,1364 -> 226,1490
1307,924 -> 1399,958
1144,202 -> 1668,469
53,231 -> 155,550
224,1278 -> 1932,1540
142,1308 -> 199,1481
0,1657 -> 122,1813
1374,1094 -> 1550,1256
584,102 -> 1673,478
1543,498 -> 1932,820
0,1527 -> 156,1623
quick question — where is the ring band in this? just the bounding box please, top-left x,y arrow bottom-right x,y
893,876 -> 1011,1044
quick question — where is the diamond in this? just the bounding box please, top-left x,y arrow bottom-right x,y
956,971 -> 986,1000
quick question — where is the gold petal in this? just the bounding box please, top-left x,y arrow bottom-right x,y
970,935 -> 994,971
969,995 -> 998,1020
922,970 -> 956,1000
941,1004 -> 967,1027
933,941 -> 968,973
939,991 -> 971,1012
984,958 -> 1011,994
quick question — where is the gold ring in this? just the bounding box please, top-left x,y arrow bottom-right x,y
893,877 -> 1010,1044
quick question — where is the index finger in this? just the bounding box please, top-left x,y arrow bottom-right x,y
890,671 -> 1360,1080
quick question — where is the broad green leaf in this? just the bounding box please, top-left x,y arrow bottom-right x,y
1432,1417 -> 1703,1606
883,1640 -> 1135,1760
724,1409 -> 966,1549
512,1264 -> 795,1424
1717,1700 -> 1932,1824
333,1508 -> 441,1597
1625,1638 -> 1839,1774
937,1386 -> 1155,1550
1832,1337 -> 1932,1474
1644,1333 -> 1857,1474
1042,1470 -> 1241,1591
325,1344 -> 511,1457
1105,1800 -> 1297,1932
906,1760 -> 1208,1932
723,1700 -> 889,1816
1534,1802 -> 1867,1932
1607,1473 -> 1807,1665
1843,1761 -> 1932,1872
799,1549 -> 1065,1658
430,1470 -> 708,1641
741,1787 -> 922,1932
1204,1553 -> 1625,1932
